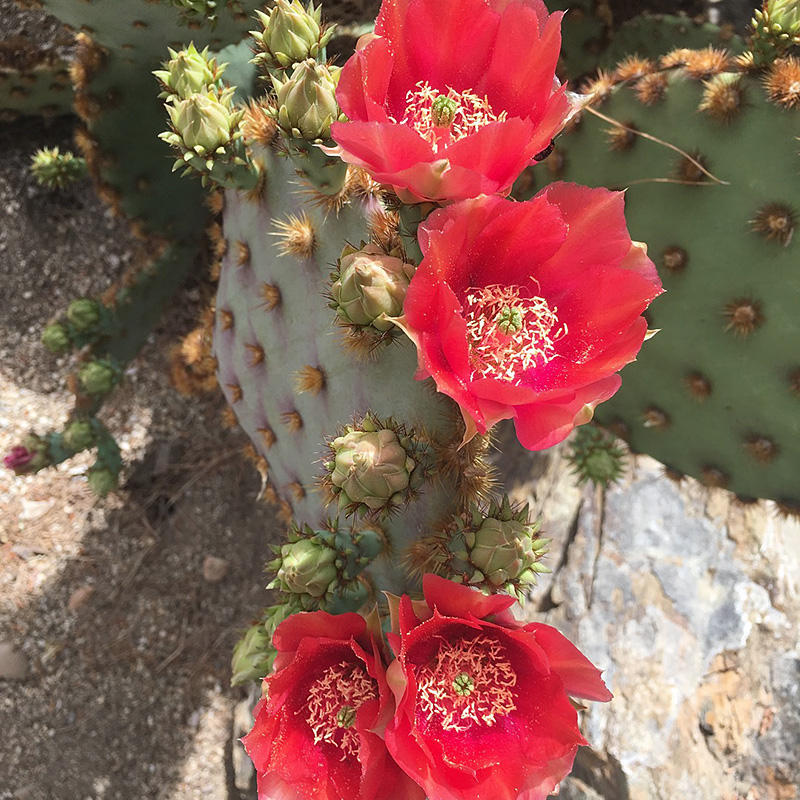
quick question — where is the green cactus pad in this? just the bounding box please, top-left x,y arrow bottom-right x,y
528,67 -> 800,504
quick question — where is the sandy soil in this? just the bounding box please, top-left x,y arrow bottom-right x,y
0,107 -> 281,800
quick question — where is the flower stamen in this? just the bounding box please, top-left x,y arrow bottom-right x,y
416,634 -> 517,732
464,284 -> 566,383
394,81 -> 507,151
305,661 -> 378,759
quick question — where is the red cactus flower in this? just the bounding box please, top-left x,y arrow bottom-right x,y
3,445 -> 35,474
330,0 -> 581,203
384,574 -> 612,800
398,184 -> 663,449
242,610 -> 424,800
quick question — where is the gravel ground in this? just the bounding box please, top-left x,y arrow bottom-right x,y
0,113 -> 278,800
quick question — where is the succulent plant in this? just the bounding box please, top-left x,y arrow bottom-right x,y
521,15 -> 800,508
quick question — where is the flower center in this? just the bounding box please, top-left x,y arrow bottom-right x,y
463,284 -> 566,383
415,634 -> 517,732
305,661 -> 378,759
394,81 -> 507,151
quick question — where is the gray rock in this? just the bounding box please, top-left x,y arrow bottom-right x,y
511,450 -> 800,800
0,642 -> 29,681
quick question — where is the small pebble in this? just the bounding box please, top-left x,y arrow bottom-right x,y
202,556 -> 229,584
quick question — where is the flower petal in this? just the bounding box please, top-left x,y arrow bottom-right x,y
423,573 -> 518,620
525,622 -> 614,702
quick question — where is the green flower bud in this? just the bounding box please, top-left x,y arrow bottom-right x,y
167,90 -> 239,155
62,420 -> 96,452
330,428 -> 415,512
155,43 -> 223,99
231,621 -> 274,685
41,323 -> 72,354
467,517 -> 543,588
67,298 -> 102,333
274,59 -> 340,141
331,244 -> 415,331
252,0 -> 332,71
278,538 -> 338,597
79,361 -> 117,396
30,147 -> 87,189
87,466 -> 118,496
766,0 -> 800,37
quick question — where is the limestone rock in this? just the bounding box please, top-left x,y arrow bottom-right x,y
503,438 -> 800,800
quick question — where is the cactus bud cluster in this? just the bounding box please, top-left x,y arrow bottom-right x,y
251,0 -> 334,72
751,0 -> 800,62
3,434 -> 51,476
66,299 -> 102,334
330,243 -> 415,332
326,416 -> 420,515
566,425 -> 627,489
30,148 -> 88,189
78,359 -> 119,397
271,58 -> 343,141
440,496 -> 550,598
158,46 -> 262,191
231,620 -> 274,685
154,43 -> 225,99
62,419 -> 96,452
268,521 -> 384,610
41,322 -> 72,354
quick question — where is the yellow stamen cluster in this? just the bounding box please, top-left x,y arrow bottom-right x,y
415,634 -> 517,732
464,284 -> 565,383
306,661 -> 378,759
395,81 -> 507,151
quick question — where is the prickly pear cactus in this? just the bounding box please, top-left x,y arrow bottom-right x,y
525,23 -> 800,508
214,153 -> 495,598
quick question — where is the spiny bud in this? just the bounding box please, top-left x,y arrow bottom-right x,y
445,497 -> 549,596
331,243 -> 415,331
62,420 -> 96,452
154,43 -> 225,99
41,322 -> 72,354
166,89 -> 243,155
231,620 -> 274,685
66,298 -> 102,333
30,147 -> 87,189
567,425 -> 626,489
277,537 -> 338,597
762,0 -> 800,38
4,434 -> 51,475
751,0 -> 800,63
251,0 -> 333,72
273,59 -> 342,141
87,464 -> 118,496
78,360 -> 117,396
329,426 -> 415,514
466,516 -> 547,588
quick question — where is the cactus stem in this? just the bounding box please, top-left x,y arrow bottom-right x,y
634,73 -> 669,105
745,435 -> 780,463
763,56 -> 800,109
288,481 -> 306,501
293,365 -> 326,395
246,343 -> 266,366
281,410 -> 304,433
236,241 -> 251,266
751,202 -> 797,245
271,210 -> 317,258
702,466 -> 730,489
259,282 -> 282,311
662,245 -> 689,273
605,120 -> 638,151
788,368 -> 800,397
220,309 -> 234,331
698,75 -> 747,123
684,372 -> 713,401
724,297 -> 765,336
613,55 -> 656,83
642,407 -> 670,429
